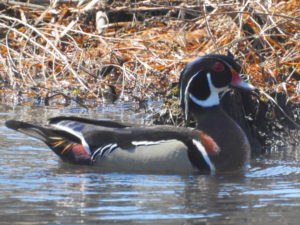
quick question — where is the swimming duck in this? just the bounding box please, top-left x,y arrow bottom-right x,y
5,54 -> 255,174
179,54 -> 255,171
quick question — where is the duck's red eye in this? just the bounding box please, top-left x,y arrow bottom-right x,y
212,62 -> 224,72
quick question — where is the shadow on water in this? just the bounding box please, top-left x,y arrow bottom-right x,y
1,104 -> 300,224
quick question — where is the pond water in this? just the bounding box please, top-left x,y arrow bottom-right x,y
1,104 -> 300,225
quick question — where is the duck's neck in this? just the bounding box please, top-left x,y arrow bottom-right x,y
191,106 -> 229,130
191,105 -> 250,171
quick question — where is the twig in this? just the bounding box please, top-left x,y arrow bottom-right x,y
0,0 -> 46,10
259,89 -> 300,129
203,3 -> 219,53
0,15 -> 90,91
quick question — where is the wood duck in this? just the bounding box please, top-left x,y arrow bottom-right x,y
5,54 -> 255,174
179,54 -> 255,171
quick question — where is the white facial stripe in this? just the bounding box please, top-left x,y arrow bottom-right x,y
180,79 -> 183,106
184,88 -> 189,121
53,123 -> 92,155
183,71 -> 202,121
192,139 -> 215,174
189,73 -> 227,108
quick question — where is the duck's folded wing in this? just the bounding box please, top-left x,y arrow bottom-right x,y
6,118 -> 219,172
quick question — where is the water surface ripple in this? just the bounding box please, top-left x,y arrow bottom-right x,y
1,105 -> 300,225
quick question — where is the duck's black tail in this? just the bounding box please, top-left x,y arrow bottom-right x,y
5,120 -> 92,165
6,120 -> 57,142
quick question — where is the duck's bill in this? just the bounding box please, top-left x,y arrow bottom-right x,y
230,72 -> 256,91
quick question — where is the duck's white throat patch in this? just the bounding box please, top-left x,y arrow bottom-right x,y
189,73 -> 227,108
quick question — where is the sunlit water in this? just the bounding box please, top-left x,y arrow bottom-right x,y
1,104 -> 300,224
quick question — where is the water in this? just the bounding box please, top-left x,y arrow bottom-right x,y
1,104 -> 300,224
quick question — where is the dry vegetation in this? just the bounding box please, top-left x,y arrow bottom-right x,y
0,0 -> 299,108
0,0 -> 299,152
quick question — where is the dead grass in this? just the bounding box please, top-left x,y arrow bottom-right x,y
0,0 -> 299,107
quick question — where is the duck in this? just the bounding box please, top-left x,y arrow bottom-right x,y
179,54 -> 255,171
5,54 -> 255,174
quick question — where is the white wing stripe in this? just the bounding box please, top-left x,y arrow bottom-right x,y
53,123 -> 92,155
131,140 -> 172,146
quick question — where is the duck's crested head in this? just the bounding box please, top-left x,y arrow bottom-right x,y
179,54 -> 255,119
